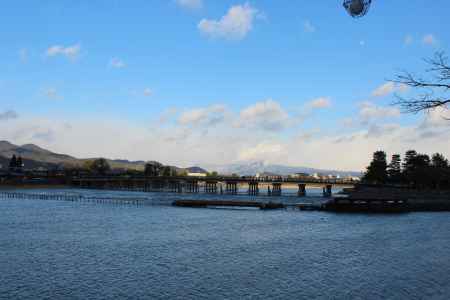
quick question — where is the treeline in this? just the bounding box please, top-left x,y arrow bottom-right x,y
363,150 -> 450,189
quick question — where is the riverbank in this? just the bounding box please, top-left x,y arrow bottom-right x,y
326,185 -> 450,212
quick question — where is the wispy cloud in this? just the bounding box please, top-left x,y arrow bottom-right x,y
423,34 -> 437,46
44,88 -> 63,100
143,88 -> 153,97
0,110 -> 18,121
198,3 -> 260,40
235,99 -> 290,131
306,97 -> 332,109
175,0 -> 202,10
46,44 -> 81,60
404,34 -> 413,45
372,82 -> 409,97
109,58 -> 126,68
358,101 -> 400,124
178,104 -> 227,127
303,20 -> 316,33
19,48 -> 28,62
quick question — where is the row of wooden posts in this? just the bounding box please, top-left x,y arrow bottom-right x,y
0,192 -> 153,206
73,180 -> 334,197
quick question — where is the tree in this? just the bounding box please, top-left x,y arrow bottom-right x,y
411,154 -> 431,188
363,151 -> 388,184
402,151 -> 431,188
89,158 -> 111,175
162,166 -> 174,177
8,155 -> 17,171
430,153 -> 449,189
16,156 -> 23,170
387,154 -> 402,183
431,153 -> 449,169
391,51 -> 450,114
145,162 -> 163,176
402,150 -> 417,182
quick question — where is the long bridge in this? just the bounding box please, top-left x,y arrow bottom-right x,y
70,175 -> 356,197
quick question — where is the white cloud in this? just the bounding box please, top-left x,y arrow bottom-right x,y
365,124 -> 401,139
239,142 -> 285,161
372,82 -> 395,97
157,107 -> 178,124
44,88 -> 62,100
198,3 -> 260,40
143,88 -> 153,97
306,97 -> 332,109
109,58 -> 126,68
358,101 -> 400,123
176,0 -> 202,10
178,104 -> 226,127
303,20 -> 316,33
46,44 -> 80,60
2,110 -> 450,172
423,34 -> 437,46
372,82 -> 409,97
0,110 -> 18,121
19,48 -> 28,62
236,99 -> 290,131
420,107 -> 450,128
404,34 -> 413,45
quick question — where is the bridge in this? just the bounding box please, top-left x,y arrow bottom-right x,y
70,175 -> 356,197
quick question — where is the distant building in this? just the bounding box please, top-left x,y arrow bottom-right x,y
255,172 -> 282,181
289,172 -> 310,179
187,172 -> 207,177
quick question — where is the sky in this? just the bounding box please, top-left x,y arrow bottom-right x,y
0,0 -> 449,171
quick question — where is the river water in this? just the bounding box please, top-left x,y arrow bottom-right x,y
1,188 -> 449,299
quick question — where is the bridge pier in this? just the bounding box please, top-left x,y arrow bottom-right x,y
225,182 -> 238,194
323,184 -> 332,197
169,181 -> 179,193
272,183 -> 282,196
298,184 -> 306,197
248,182 -> 259,196
205,181 -> 218,194
186,181 -> 199,193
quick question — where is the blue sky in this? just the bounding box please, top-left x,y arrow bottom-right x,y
0,1 -> 449,170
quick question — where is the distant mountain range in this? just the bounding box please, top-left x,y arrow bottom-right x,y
202,161 -> 361,178
0,141 -> 152,171
0,141 -> 360,177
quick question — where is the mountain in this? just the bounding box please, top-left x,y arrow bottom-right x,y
0,140 -> 78,166
202,161 -> 361,178
186,166 -> 208,174
0,141 -> 359,177
0,141 -> 146,171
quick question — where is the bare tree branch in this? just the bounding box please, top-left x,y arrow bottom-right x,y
390,52 -> 450,115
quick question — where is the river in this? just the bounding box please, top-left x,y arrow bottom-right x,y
1,188 -> 449,299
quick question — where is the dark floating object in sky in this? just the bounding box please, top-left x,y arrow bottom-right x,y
343,0 -> 372,18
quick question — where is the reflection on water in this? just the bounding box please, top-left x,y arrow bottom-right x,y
1,188 -> 450,299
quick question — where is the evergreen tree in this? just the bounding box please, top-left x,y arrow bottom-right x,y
144,162 -> 163,176
16,156 -> 23,170
431,153 -> 449,168
387,154 -> 402,183
402,150 -> 417,184
431,153 -> 449,189
363,151 -> 388,184
9,155 -> 17,171
89,158 -> 111,175
162,166 -> 173,177
410,154 -> 431,188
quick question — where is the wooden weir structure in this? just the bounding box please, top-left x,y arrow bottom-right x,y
0,192 -> 155,206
